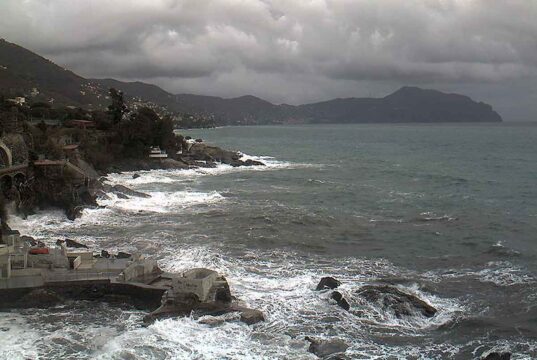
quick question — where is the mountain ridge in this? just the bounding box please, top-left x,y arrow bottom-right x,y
0,39 -> 503,125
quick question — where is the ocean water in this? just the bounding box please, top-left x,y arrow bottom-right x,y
3,123 -> 537,359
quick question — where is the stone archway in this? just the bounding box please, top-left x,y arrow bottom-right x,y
13,173 -> 26,188
0,140 -> 12,168
0,175 -> 13,193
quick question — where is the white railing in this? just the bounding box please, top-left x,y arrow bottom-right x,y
43,270 -> 121,283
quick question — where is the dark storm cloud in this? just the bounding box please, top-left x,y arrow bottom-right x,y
0,0 -> 536,120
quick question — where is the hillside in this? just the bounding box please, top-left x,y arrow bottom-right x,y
97,80 -> 503,124
298,87 -> 503,123
0,38 -> 108,107
0,39 -> 502,124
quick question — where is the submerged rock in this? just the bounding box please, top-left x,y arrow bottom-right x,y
331,291 -> 350,311
198,316 -> 226,326
243,159 -> 265,166
187,143 -> 265,167
111,184 -> 151,199
240,309 -> 265,325
305,337 -> 349,358
116,251 -> 132,259
482,352 -> 511,360
132,173 -> 141,179
57,238 -> 89,249
316,277 -> 341,291
356,285 -> 437,318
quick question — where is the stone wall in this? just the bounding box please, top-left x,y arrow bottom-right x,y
1,133 -> 28,165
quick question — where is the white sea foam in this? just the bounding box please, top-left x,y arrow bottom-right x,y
104,155 -> 311,190
98,190 -> 224,214
0,313 -> 41,360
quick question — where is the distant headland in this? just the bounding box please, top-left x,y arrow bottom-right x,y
0,39 -> 502,127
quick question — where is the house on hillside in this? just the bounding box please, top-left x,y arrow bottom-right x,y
6,97 -> 25,105
66,120 -> 95,130
149,146 -> 168,159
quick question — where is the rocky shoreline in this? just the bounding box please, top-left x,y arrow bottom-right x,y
4,139 -> 265,222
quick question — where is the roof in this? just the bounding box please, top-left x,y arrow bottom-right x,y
69,120 -> 95,124
62,144 -> 79,150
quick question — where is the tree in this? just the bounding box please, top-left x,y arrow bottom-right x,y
120,107 -> 158,157
107,88 -> 128,125
154,115 -> 176,151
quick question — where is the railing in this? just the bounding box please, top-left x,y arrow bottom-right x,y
42,270 -> 121,283
0,163 -> 28,175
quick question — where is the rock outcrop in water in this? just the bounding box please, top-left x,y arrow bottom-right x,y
481,351 -> 511,360
305,337 -> 349,358
56,238 -> 89,249
182,142 -> 264,168
356,285 -> 437,318
143,268 -> 264,326
331,291 -> 350,311
316,277 -> 341,291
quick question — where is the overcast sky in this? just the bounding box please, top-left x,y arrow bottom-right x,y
1,0 -> 536,120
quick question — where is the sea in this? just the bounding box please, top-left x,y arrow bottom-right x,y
2,123 -> 537,359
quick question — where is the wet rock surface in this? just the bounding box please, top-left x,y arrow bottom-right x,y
57,238 -> 89,249
305,337 -> 349,358
240,309 -> 265,325
482,352 -> 511,360
331,291 -> 350,311
116,251 -> 132,259
356,284 -> 437,318
185,143 -> 265,167
316,277 -> 341,291
106,184 -> 152,199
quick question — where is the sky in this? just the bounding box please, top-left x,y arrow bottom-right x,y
0,0 -> 536,121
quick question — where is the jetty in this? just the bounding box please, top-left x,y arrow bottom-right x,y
0,229 -> 264,325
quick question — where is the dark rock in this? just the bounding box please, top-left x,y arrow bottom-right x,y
215,282 -> 232,303
160,158 -> 189,170
357,285 -> 437,318
101,250 -> 110,258
195,138 -> 203,143
198,316 -> 226,326
66,205 -> 83,220
316,277 -> 341,291
482,352 -> 511,360
58,238 -> 89,249
243,159 -> 265,166
111,184 -> 151,199
188,143 -> 245,167
331,291 -> 350,311
116,251 -> 132,259
305,337 -> 349,358
240,309 -> 265,325
94,190 -> 111,200
132,173 -> 141,179
18,289 -> 64,308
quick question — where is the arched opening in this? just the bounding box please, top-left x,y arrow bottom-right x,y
0,141 -> 12,168
13,173 -> 26,188
0,175 -> 13,194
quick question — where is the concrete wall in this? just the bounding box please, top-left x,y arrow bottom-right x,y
0,271 -> 44,289
172,269 -> 218,302
120,259 -> 158,282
